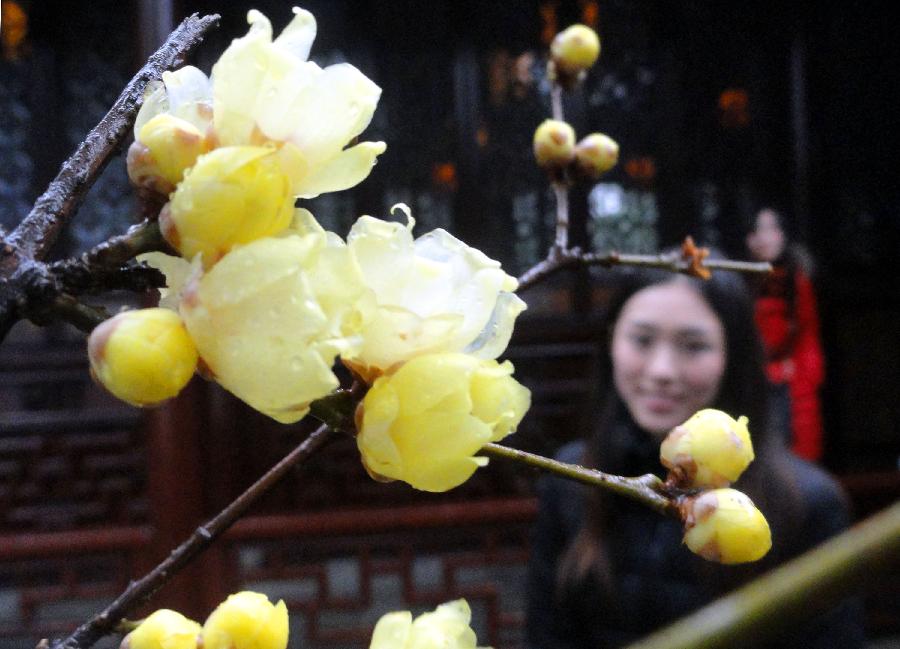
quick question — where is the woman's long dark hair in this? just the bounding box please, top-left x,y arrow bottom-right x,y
559,265 -> 804,594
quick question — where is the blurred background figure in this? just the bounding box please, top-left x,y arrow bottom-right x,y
526,264 -> 863,649
746,206 -> 825,461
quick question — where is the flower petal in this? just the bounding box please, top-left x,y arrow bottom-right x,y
162,66 -> 213,131
463,292 -> 527,360
273,6 -> 317,61
282,63 -> 382,163
134,80 -> 167,138
369,612 -> 412,649
293,141 -> 386,198
180,234 -> 364,423
138,252 -> 194,310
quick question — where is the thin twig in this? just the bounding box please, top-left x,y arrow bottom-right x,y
49,424 -> 336,649
480,443 -> 677,516
517,247 -> 772,293
624,499 -> 900,649
550,84 -> 564,121
547,81 -> 572,253
580,250 -> 772,275
7,13 -> 220,262
553,182 -> 570,250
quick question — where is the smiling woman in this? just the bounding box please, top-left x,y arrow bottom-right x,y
610,279 -> 727,437
526,262 -> 866,649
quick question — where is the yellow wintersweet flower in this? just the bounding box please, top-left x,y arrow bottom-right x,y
179,217 -> 370,423
681,488 -> 772,564
88,308 -> 198,407
369,600 -> 490,649
345,206 -> 526,379
356,353 -> 531,492
123,609 -> 200,649
202,592 -> 288,649
660,409 -> 754,488
159,146 -> 296,267
212,7 -> 386,198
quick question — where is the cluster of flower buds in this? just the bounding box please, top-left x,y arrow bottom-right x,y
369,599 -> 488,649
533,24 -> 618,180
533,121 -> 619,179
660,409 -> 771,564
122,592 -> 288,649
90,7 -> 531,494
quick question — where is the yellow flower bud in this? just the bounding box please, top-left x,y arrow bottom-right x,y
369,599 -> 488,649
533,119 -> 576,169
126,114 -> 210,194
356,353 -> 531,492
202,592 -> 288,649
88,308 -> 198,407
550,24 -> 601,75
123,609 -> 200,649
574,133 -> 619,179
660,409 -> 754,488
160,146 -> 295,267
681,488 -> 772,564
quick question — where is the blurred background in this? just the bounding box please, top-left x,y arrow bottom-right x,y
1,0 -> 898,647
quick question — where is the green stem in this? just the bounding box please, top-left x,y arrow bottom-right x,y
92,219 -> 169,266
26,295 -> 109,333
308,389 -> 358,433
624,499 -> 900,649
480,443 -> 677,516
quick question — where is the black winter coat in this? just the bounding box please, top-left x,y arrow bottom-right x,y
525,434 -> 866,649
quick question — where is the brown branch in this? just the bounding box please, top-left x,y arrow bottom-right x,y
624,499 -> 900,649
48,424 -> 336,649
49,220 -> 170,296
480,443 -> 678,516
7,13 -> 220,262
517,244 -> 772,293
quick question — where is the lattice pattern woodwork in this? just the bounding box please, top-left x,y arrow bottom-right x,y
0,550 -> 138,647
228,514 -> 532,649
0,338 -> 147,532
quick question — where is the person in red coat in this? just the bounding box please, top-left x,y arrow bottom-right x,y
746,207 -> 825,461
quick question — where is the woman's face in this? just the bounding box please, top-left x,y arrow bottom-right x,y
746,209 -> 786,262
611,280 -> 727,437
